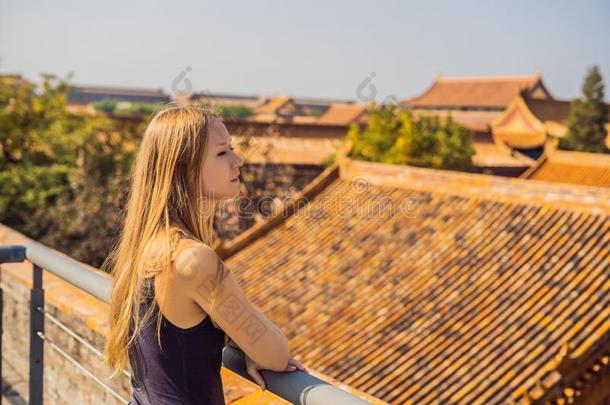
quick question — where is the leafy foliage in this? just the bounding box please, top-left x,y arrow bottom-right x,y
0,74 -> 143,266
213,104 -> 254,120
346,103 -> 476,171
92,99 -> 165,116
560,66 -> 609,153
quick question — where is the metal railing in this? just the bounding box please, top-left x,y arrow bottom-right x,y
0,242 -> 371,405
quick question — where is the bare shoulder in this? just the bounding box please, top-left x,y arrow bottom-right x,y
173,240 -> 220,282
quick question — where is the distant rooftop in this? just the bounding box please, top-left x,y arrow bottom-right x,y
402,72 -> 551,110
67,84 -> 170,105
521,149 -> 610,188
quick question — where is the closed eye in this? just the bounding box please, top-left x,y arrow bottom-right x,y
217,146 -> 235,156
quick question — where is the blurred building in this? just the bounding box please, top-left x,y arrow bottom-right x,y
250,96 -> 358,124
67,84 -> 170,105
176,90 -> 265,109
402,71 -> 610,175
521,148 -> 610,188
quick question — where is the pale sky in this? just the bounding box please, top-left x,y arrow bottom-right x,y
1,0 -> 609,102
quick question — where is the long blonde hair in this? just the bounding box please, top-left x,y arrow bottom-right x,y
102,105 -> 226,378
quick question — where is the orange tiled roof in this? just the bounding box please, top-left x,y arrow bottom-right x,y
317,103 -> 367,125
234,136 -> 343,165
521,149 -> 610,188
221,157 -> 610,404
517,332 -> 610,404
524,98 -> 571,123
402,73 -> 548,109
255,96 -> 293,114
472,141 -> 535,167
411,109 -> 503,132
492,94 -> 610,149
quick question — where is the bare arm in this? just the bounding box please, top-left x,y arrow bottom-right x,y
173,242 -> 290,372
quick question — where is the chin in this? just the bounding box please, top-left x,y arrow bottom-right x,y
224,185 -> 241,199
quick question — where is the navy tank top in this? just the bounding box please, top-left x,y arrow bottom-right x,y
128,278 -> 226,405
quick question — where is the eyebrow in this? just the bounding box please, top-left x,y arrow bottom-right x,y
217,138 -> 232,147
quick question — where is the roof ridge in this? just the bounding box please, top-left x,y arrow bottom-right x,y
519,154 -> 548,179
339,158 -> 610,213
70,84 -> 167,94
325,102 -> 366,109
220,162 -> 342,259
437,74 -> 540,83
548,149 -> 610,166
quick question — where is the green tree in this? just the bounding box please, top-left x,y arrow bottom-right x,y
347,103 -> 476,171
560,65 -> 609,153
0,73 -> 142,266
214,104 -> 253,120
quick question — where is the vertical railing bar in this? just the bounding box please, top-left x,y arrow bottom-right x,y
29,263 -> 44,405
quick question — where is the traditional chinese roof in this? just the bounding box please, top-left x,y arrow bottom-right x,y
186,91 -> 265,108
255,96 -> 294,115
413,109 -> 503,133
317,103 -> 368,126
253,96 -> 358,124
492,95 -> 610,149
402,73 -> 551,110
521,149 -> 610,188
515,331 -> 610,404
472,141 -> 535,168
234,135 -> 344,165
219,157 -> 610,404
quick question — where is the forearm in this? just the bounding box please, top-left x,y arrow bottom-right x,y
225,319 -> 291,370
226,320 -> 288,349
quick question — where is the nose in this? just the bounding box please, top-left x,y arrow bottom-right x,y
233,153 -> 245,169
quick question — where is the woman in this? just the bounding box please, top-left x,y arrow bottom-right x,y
102,105 -> 307,404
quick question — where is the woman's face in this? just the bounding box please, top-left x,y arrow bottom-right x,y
201,117 -> 244,200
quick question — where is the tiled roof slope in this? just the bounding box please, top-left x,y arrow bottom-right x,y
317,103 -> 367,125
222,158 -> 610,404
472,141 -> 535,168
411,109 -> 503,132
402,74 -> 548,109
234,135 -> 342,165
521,150 -> 610,188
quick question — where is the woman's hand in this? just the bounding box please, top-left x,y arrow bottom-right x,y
285,356 -> 309,374
245,355 -> 310,391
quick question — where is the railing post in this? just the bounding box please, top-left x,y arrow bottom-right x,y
29,263 -> 44,405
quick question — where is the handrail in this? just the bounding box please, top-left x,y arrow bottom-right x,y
0,244 -> 372,405
24,240 -> 112,303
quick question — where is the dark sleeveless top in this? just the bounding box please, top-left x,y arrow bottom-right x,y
128,278 -> 226,405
